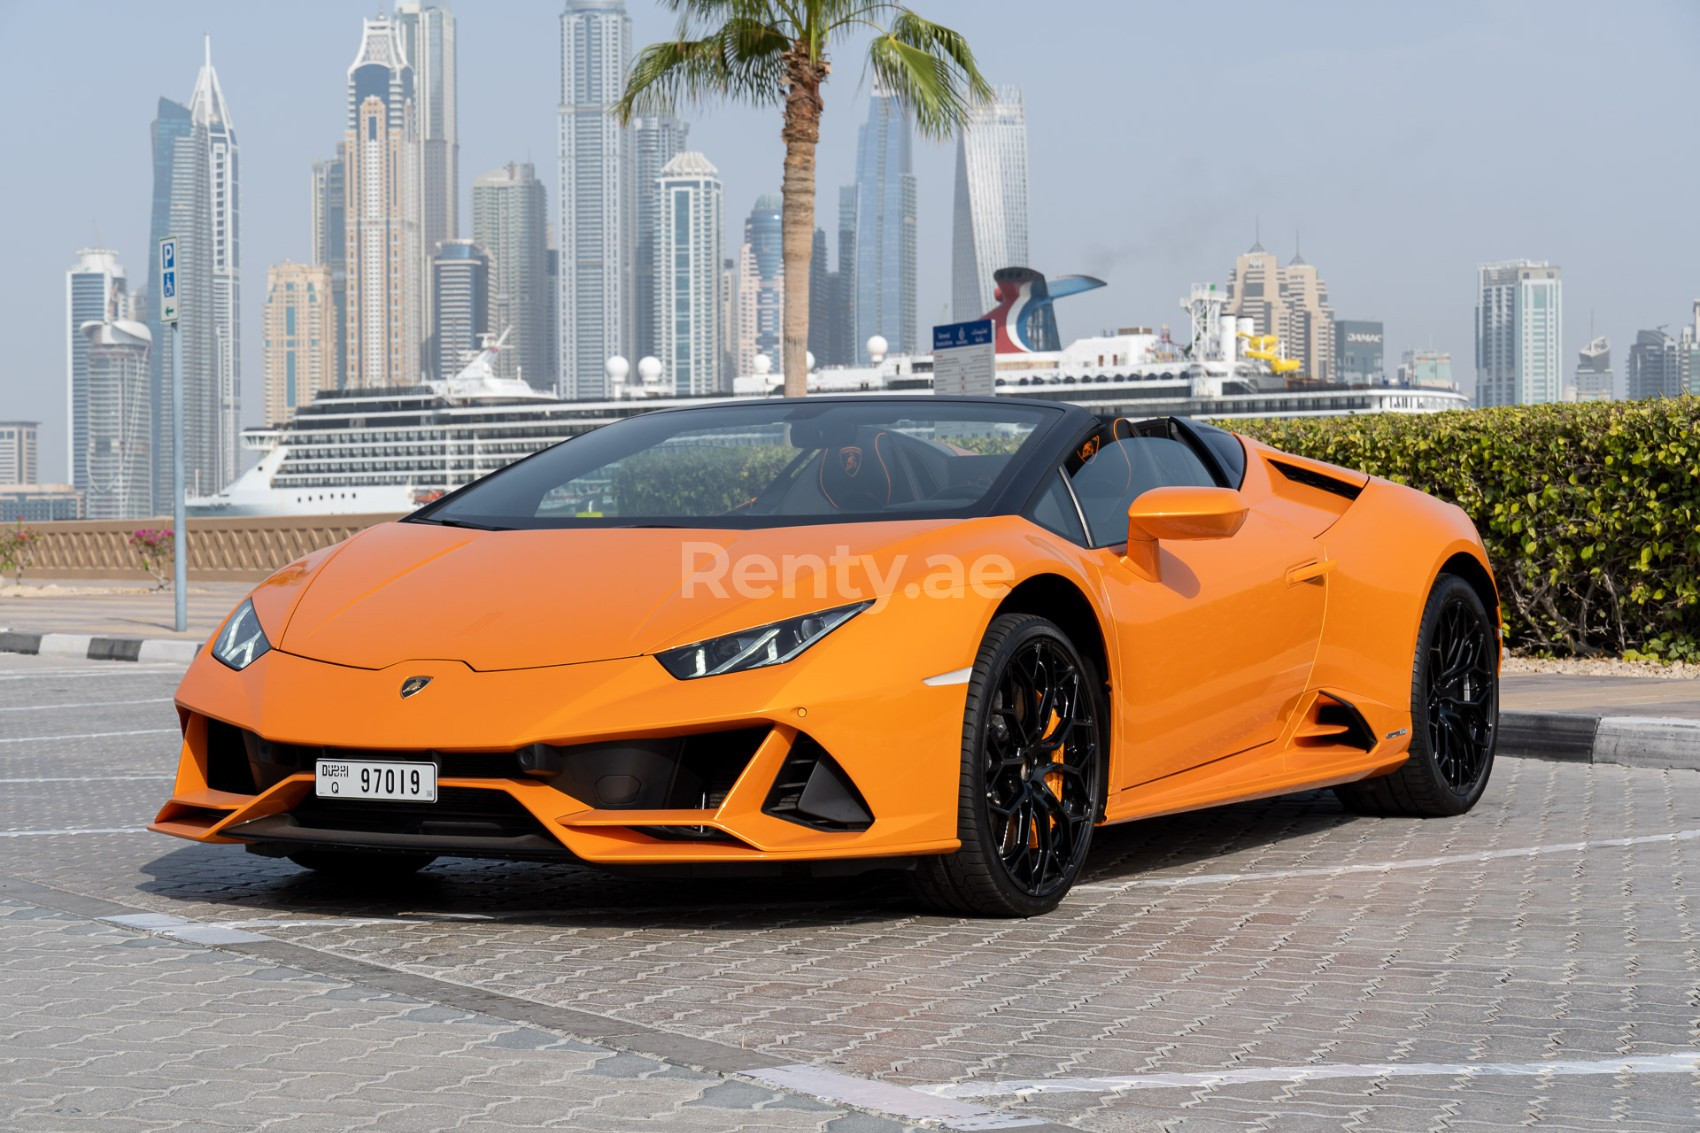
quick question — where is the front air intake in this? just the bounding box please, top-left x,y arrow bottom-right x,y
762,735 -> 874,832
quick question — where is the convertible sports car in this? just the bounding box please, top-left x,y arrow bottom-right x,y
153,397 -> 1499,916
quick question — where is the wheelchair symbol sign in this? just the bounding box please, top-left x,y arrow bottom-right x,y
162,272 -> 176,299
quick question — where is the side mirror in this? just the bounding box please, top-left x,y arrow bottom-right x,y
1122,486 -> 1248,581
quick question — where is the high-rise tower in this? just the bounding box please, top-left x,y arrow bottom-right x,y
655,153 -> 722,396
395,2 -> 458,259
558,0 -> 632,399
472,163 -> 550,388
67,249 -> 128,492
262,262 -> 336,425
631,114 -> 688,363
951,86 -> 1029,322
190,37 -> 240,492
1476,260 -> 1562,406
310,145 -> 349,390
853,87 -> 916,359
345,15 -> 424,387
145,37 -> 239,507
431,240 -> 489,380
737,194 -> 783,375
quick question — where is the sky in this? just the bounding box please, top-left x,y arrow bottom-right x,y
3,0 -> 1699,483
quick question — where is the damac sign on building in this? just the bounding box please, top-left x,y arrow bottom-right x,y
1346,331 -> 1383,344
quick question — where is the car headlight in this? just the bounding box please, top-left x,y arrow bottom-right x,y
655,601 -> 870,680
211,598 -> 272,671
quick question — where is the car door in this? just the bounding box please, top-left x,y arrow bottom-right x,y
1069,434 -> 1327,789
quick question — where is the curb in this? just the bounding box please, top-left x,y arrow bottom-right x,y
1497,710 -> 1698,773
0,629 -> 202,665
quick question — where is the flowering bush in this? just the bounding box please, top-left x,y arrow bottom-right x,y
129,528 -> 176,590
0,520 -> 38,585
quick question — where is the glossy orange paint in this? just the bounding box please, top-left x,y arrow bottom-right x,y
152,431 -> 1496,869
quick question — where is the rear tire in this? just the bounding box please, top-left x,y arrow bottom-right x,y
912,614 -> 1105,917
1335,574 -> 1497,817
286,850 -> 437,876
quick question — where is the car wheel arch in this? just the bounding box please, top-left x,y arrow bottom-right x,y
989,573 -> 1114,813
1438,551 -> 1500,645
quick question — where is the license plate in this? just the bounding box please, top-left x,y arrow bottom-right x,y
315,759 -> 437,802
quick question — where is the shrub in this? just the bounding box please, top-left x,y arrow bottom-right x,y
1228,398 -> 1700,660
129,528 -> 176,590
0,520 -> 38,585
611,445 -> 794,517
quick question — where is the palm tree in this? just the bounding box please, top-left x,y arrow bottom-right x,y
617,1 -> 991,398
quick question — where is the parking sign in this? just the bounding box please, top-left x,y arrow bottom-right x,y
159,236 -> 179,325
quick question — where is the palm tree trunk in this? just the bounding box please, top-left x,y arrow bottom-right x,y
779,55 -> 826,398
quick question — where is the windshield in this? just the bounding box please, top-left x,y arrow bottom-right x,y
409,401 -> 1058,530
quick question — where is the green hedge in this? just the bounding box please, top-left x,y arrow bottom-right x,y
1228,398 -> 1700,660
611,445 -> 794,516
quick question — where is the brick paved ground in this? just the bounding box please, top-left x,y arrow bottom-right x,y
0,652 -> 1694,1130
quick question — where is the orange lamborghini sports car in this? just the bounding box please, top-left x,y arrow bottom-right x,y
154,397 -> 1500,916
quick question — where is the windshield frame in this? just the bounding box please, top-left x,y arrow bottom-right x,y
403,396 -> 1089,531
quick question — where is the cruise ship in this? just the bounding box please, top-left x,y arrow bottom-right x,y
198,270 -> 1465,516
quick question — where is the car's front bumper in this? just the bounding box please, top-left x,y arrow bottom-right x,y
151,640 -> 970,866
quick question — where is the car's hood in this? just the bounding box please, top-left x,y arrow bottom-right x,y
276,518 -> 967,671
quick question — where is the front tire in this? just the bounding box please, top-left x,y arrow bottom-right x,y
912,614 -> 1105,917
1335,573 -> 1497,817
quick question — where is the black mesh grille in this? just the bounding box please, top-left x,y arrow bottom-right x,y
291,787 -> 547,840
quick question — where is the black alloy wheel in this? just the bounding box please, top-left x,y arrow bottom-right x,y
913,613 -> 1104,917
1336,573 -> 1498,817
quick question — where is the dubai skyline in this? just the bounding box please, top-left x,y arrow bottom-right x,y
5,0 -> 1700,481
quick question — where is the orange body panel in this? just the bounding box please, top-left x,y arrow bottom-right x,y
153,427 -> 1495,870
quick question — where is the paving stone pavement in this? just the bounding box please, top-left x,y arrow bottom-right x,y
0,652 -> 1695,1131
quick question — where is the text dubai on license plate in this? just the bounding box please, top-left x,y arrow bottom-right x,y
315,759 -> 438,802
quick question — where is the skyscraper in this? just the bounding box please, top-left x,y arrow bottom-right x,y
832,185 -> 857,365
472,162 -> 550,388
145,38 -> 240,508
655,153 -> 722,396
192,38 -> 240,494
1277,249 -> 1336,382
431,240 -> 489,380
0,423 -> 38,486
67,248 -> 128,491
262,262 -> 337,425
853,87 -> 917,359
1626,328 -> 1683,400
310,146 -> 348,390
951,85 -> 1029,322
558,0 -> 632,398
1475,260 -> 1562,407
395,2 -> 458,261
345,15 -> 424,388
81,314 -> 153,520
737,194 -> 783,375
1224,239 -> 1335,380
631,114 -> 688,363
1573,336 -> 1613,401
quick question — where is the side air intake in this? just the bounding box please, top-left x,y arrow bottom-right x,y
762,736 -> 874,832
1292,692 -> 1377,753
1270,459 -> 1364,501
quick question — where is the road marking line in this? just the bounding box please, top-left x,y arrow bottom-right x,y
747,1064 -> 1047,1130
921,1051 -> 1700,1099
0,667 -> 183,679
0,826 -> 146,838
0,775 -> 171,784
1074,828 -> 1700,893
0,728 -> 177,744
0,698 -> 173,713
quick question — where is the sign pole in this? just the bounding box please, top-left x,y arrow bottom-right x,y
160,235 -> 186,633
172,322 -> 186,632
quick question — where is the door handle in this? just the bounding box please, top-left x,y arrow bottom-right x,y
1286,559 -> 1335,585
